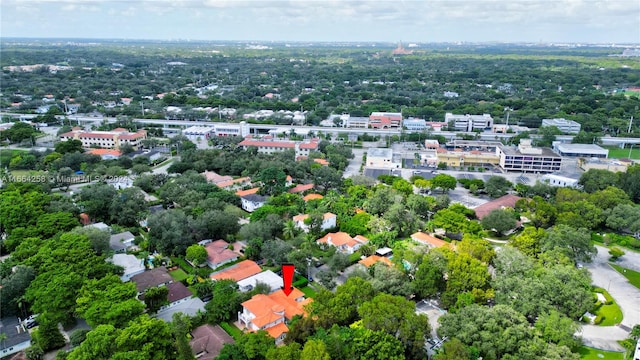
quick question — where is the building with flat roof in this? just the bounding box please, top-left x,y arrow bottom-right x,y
183,126 -> 216,142
403,118 -> 427,131
541,118 -> 581,134
369,112 -> 402,129
579,157 -> 632,172
553,143 -> 608,158
445,113 -> 493,132
340,114 -> 369,128
436,149 -> 500,168
366,147 -> 400,169
539,174 -> 579,188
237,270 -> 284,293
111,254 -> 145,282
497,140 -> 562,173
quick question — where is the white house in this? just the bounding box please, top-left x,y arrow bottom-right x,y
316,232 -> 369,254
111,253 -> 145,282
292,212 -> 337,233
240,194 -> 268,213
109,231 -> 135,252
237,270 -> 284,293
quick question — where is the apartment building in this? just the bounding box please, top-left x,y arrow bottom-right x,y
59,128 -> 147,149
238,136 -> 319,157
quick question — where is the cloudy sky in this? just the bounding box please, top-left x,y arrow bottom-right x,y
1,0 -> 639,43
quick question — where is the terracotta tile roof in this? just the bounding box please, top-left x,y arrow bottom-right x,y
293,214 -> 309,222
190,324 -> 235,360
167,281 -> 193,303
87,149 -> 122,157
265,322 -> 289,339
215,177 -> 251,189
211,260 -> 262,282
299,142 -> 319,149
288,183 -> 314,193
205,240 -> 238,266
202,171 -> 233,184
358,255 -> 393,268
473,194 -> 522,220
239,139 -> 296,148
242,288 -> 310,329
313,158 -> 329,166
317,232 -> 367,249
235,187 -> 260,197
303,193 -> 323,201
411,232 -> 449,248
323,212 -> 336,220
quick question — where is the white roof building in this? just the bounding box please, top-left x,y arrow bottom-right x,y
111,254 -> 146,282
237,270 -> 284,293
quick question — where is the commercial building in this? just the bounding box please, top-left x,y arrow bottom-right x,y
497,140 -> 562,173
403,118 -> 427,131
553,143 -> 608,158
59,127 -> 147,149
369,112 -> 403,129
541,118 -> 581,134
340,114 -> 369,128
436,149 -> 500,168
579,158 -> 632,172
238,136 -> 319,158
366,147 -> 401,168
445,113 -> 493,132
539,174 -> 579,188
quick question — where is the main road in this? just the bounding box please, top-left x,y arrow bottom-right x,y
3,111 -> 640,146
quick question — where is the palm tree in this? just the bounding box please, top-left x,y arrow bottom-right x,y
283,220 -> 298,240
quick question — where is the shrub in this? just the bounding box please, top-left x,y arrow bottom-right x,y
69,329 -> 90,347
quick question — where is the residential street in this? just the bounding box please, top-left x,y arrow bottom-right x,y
579,245 -> 640,351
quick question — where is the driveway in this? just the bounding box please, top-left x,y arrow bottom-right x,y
580,245 -> 640,350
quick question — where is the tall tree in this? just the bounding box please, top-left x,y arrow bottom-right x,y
542,225 -> 595,263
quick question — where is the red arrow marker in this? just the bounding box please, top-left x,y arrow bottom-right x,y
281,263 -> 295,296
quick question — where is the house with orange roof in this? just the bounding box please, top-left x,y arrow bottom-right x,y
285,175 -> 293,186
303,193 -> 323,202
238,288 -> 312,344
202,170 -> 233,184
215,177 -> 252,191
313,158 -> 329,166
288,183 -> 314,194
59,128 -> 146,149
358,255 -> 393,268
210,260 -> 262,282
316,232 -> 369,254
87,149 -> 122,160
238,138 -> 318,158
292,212 -> 336,233
473,194 -> 522,220
235,187 -> 260,197
411,231 -> 450,249
204,240 -> 239,269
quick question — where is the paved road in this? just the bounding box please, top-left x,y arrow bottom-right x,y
580,245 -> 640,351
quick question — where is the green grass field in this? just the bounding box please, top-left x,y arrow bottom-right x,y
593,288 -> 623,326
603,146 -> 640,160
579,346 -> 624,360
610,263 -> 640,290
169,268 -> 189,282
220,322 -> 243,340
300,286 -> 317,299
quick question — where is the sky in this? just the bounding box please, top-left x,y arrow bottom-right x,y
1,0 -> 639,44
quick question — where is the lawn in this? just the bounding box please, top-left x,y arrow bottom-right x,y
603,146 -> 640,160
578,346 -> 624,360
220,322 -> 243,340
169,268 -> 189,282
610,263 -> 640,290
592,288 -> 623,326
299,285 -> 317,299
